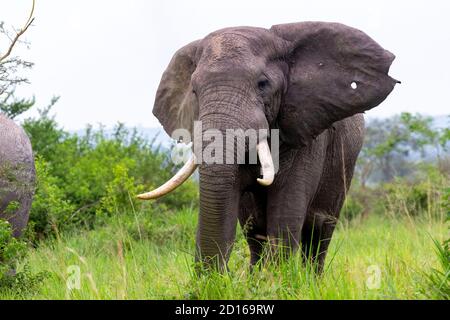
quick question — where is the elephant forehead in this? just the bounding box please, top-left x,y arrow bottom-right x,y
196,37 -> 269,79
204,33 -> 254,61
201,27 -> 278,61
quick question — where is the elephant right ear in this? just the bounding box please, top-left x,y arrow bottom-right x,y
153,40 -> 201,138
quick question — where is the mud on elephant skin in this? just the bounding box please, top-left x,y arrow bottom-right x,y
138,22 -> 399,271
0,113 -> 36,238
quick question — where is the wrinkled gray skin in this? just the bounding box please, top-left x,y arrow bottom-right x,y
153,22 -> 398,270
0,113 -> 35,238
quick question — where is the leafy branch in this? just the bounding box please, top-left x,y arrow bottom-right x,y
0,0 -> 36,97
0,0 -> 35,63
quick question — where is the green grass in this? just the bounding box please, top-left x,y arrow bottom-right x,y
0,209 -> 446,299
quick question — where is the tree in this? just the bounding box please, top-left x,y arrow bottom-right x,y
0,0 -> 35,118
356,112 -> 449,186
0,94 -> 35,119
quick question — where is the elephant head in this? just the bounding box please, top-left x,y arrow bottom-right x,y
138,22 -> 398,267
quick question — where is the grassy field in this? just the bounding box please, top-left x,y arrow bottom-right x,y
0,207 -> 446,300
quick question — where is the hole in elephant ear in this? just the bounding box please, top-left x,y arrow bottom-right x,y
351,82 -> 358,90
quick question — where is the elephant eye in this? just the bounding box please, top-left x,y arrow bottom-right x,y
257,79 -> 270,91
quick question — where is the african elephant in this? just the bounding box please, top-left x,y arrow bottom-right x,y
0,113 -> 35,238
138,22 -> 398,271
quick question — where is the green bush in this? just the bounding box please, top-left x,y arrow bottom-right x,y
341,195 -> 364,222
380,166 -> 446,219
343,162 -> 448,222
22,108 -> 198,241
0,220 -> 27,278
0,220 -> 48,295
28,157 -> 76,240
96,162 -> 145,219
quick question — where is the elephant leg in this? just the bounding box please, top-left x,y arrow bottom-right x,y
302,160 -> 350,272
265,140 -> 327,260
238,190 -> 267,266
302,116 -> 364,272
301,210 -> 338,273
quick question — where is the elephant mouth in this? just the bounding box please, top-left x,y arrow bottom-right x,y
136,139 -> 275,200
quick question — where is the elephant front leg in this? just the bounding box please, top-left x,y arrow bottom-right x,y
238,190 -> 268,266
265,200 -> 308,260
195,164 -> 240,271
265,181 -> 317,260
265,146 -> 325,262
301,213 -> 338,273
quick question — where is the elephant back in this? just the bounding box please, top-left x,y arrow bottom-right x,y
0,113 -> 36,237
0,114 -> 34,165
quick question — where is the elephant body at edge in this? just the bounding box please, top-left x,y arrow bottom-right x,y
0,114 -> 35,238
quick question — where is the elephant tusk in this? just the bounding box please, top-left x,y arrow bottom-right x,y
256,139 -> 275,186
136,155 -> 198,200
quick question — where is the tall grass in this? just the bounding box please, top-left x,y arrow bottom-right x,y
421,187 -> 449,299
0,208 -> 446,300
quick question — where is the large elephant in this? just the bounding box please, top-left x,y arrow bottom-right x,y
138,22 -> 398,271
0,113 -> 35,238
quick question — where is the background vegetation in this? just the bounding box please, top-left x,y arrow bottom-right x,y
0,11 -> 448,298
0,96 -> 448,299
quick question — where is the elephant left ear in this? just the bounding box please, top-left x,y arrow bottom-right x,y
270,22 -> 399,147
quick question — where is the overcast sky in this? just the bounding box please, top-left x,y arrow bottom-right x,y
1,0 -> 449,130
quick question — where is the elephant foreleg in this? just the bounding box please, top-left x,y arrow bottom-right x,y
238,190 -> 267,266
302,115 -> 364,272
301,212 -> 338,273
265,140 -> 327,260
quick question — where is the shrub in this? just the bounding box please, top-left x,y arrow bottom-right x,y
344,162 -> 449,222
96,162 -> 145,219
0,220 -> 27,278
28,157 -> 76,240
380,166 -> 446,219
22,108 -> 198,241
0,219 -> 47,295
341,195 -> 364,222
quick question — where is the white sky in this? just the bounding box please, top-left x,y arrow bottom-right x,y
1,0 -> 449,130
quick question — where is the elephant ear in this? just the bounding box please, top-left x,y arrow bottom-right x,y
270,22 -> 399,146
153,40 -> 200,138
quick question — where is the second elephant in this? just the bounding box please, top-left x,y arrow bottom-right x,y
0,113 -> 35,238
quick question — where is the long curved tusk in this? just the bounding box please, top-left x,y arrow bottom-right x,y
137,155 -> 198,200
256,139 -> 275,186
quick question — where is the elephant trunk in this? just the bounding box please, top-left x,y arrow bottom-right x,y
194,83 -> 274,268
196,163 -> 240,269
